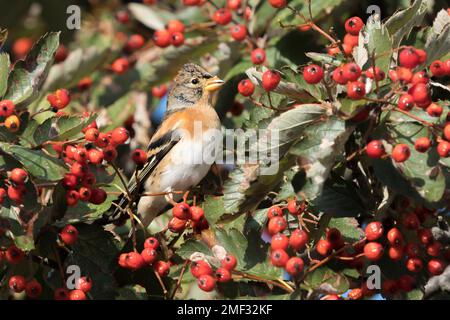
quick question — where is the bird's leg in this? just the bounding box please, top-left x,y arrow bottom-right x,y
164,188 -> 178,206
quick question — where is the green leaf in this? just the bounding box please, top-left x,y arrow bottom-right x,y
5,144 -> 67,181
0,52 -> 10,97
290,117 -> 354,199
361,16 -> 393,76
385,0 -> 428,48
102,93 -> 135,132
305,52 -> 341,67
328,217 -> 364,242
43,45 -> 110,92
128,3 -> 175,30
388,122 -> 445,203
303,266 -> 350,294
424,9 -> 450,63
177,239 -> 213,259
4,32 -> 60,107
14,235 -> 35,251
0,28 -> 7,48
405,288 -> 424,300
336,98 -> 367,119
203,196 -> 225,225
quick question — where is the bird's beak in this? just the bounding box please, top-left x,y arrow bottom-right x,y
205,76 -> 225,92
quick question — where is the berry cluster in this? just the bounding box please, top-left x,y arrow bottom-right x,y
168,202 -> 208,234
0,100 -> 21,133
153,20 -> 186,48
0,168 -> 28,204
266,201 -> 307,277
190,253 -> 237,292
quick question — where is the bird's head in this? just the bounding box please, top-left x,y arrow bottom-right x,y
167,63 -> 224,111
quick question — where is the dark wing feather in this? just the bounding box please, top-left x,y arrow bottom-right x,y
105,130 -> 180,223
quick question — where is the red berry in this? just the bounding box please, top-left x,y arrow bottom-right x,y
267,216 -> 287,235
54,288 -> 70,300
426,103 -> 443,117
126,252 -> 146,270
170,32 -> 185,47
287,200 -> 305,215
332,66 -> 347,84
132,149 -> 147,165
437,140 -> 450,158
406,257 -> 423,272
347,81 -> 366,100
76,276 -> 92,293
415,49 -> 427,64
397,274 -> 416,292
365,221 -> 384,241
215,267 -> 232,282
103,147 -> 118,162
411,71 -> 430,85
402,212 -> 420,230
391,144 -> 410,163
226,0 -> 241,10
78,187 -> 92,202
303,64 -> 324,84
9,275 -> 27,293
397,67 -> 413,83
237,79 -> 255,96
343,33 -> 359,47
85,128 -> 99,142
197,274 -> 216,292
152,84 -> 167,98
144,237 -> 159,249
10,168 -> 28,185
398,94 -> 415,110
427,259 -> 445,275
267,205 -> 283,219
153,260 -> 170,276
365,66 -> 385,81
141,248 -> 158,265
62,173 -> 78,189
366,140 -> 385,158
47,89 -> 70,110
289,229 -> 308,251
111,127 -> 129,145
191,260 -> 213,278
382,279 -> 398,296
251,48 -> 266,65
270,249 -> 289,267
0,100 -> 15,117
168,215 -> 186,233
125,34 -> 145,51
152,30 -> 171,48
25,280 -> 42,299
0,188 -> 6,204
5,245 -> 24,264
426,241 -> 442,257
183,0 -> 201,5
399,47 -> 420,69
261,70 -> 281,91
66,190 -> 80,206
342,62 -> 362,82
230,24 -> 247,41
88,148 -> 104,165
12,37 -> 32,59
444,124 -> 450,141
268,0 -> 286,8
417,228 -> 433,245
111,58 -> 129,74
69,289 -> 86,300
430,60 -> 446,77
221,254 -> 237,270
285,257 -> 304,276
74,147 -> 88,163
70,162 -> 87,178
172,202 -> 191,220
167,20 -> 185,34
60,225 -> 78,245
89,188 -> 107,205
364,242 -> 384,261
316,239 -> 333,256
414,137 -> 431,153
115,10 -> 130,24
271,233 -> 289,250
345,16 -> 364,35
388,245 -> 404,261
405,243 -> 420,257
7,185 -> 25,203
213,8 -> 232,25
189,206 -> 205,221
387,229 -> 403,247
408,83 -> 430,104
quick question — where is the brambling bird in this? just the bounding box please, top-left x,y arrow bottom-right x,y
112,63 -> 224,227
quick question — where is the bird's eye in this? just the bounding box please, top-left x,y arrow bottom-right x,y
191,78 -> 199,84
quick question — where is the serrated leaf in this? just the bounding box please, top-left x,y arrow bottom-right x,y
203,196 -> 225,225
4,144 -> 67,181
128,3 -> 175,30
304,266 -> 350,294
4,32 -> 60,107
424,9 -> 450,63
328,217 -> 364,242
385,0 -> 427,48
177,239 -> 213,259
290,117 -> 354,199
0,52 -> 10,97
